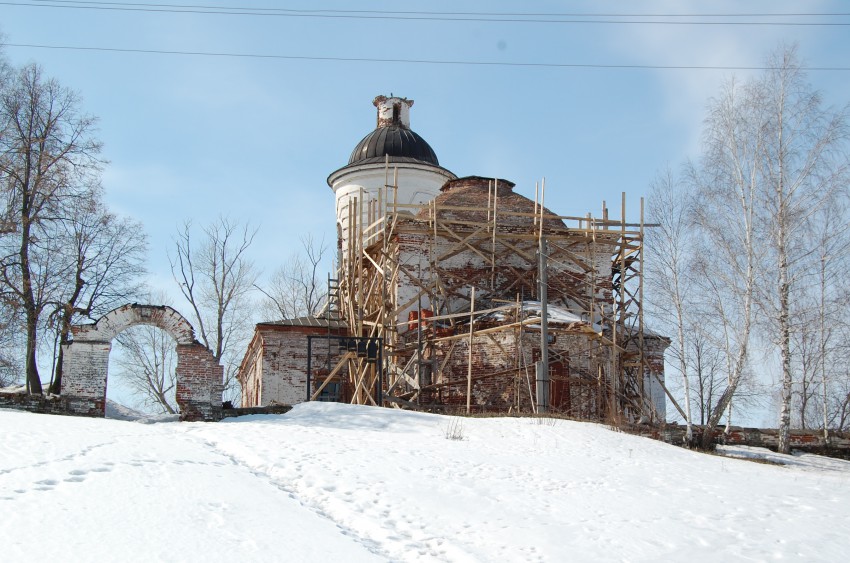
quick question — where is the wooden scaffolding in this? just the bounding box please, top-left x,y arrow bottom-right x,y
313,169 -> 666,422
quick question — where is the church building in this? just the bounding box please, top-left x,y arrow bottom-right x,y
238,95 -> 668,422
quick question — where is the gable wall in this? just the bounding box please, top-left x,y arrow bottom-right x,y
241,326 -> 348,407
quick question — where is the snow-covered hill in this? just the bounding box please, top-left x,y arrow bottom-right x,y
2,403 -> 849,562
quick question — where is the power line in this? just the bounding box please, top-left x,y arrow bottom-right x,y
7,42 -> 850,72
24,0 -> 850,18
5,1 -> 850,25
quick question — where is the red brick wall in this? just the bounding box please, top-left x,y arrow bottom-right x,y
429,330 -> 609,416
175,343 -> 224,421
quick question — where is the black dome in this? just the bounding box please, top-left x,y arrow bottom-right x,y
348,126 -> 439,166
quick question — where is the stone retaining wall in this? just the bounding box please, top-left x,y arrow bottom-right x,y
0,392 -> 103,418
627,424 -> 850,459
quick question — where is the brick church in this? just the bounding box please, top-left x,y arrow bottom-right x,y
238,96 -> 668,422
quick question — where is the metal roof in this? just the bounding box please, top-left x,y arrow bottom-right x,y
258,316 -> 348,330
348,126 -> 439,166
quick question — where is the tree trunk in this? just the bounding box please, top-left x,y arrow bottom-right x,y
21,219 -> 42,394
25,316 -> 42,394
674,288 -> 693,444
820,256 -> 829,442
48,335 -> 67,395
775,87 -> 793,455
701,229 -> 754,449
50,296 -> 83,395
777,254 -> 793,453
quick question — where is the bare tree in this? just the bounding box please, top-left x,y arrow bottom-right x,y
751,47 -> 849,453
667,45 -> 850,450
259,234 -> 328,320
170,217 -> 257,402
792,202 -> 850,435
0,63 -> 103,394
112,291 -> 178,414
686,329 -> 725,426
834,375 -> 850,431
689,73 -> 761,449
46,197 -> 147,394
646,166 -> 696,442
0,301 -> 21,387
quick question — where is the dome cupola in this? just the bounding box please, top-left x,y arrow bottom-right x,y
346,96 -> 440,166
328,95 -> 456,267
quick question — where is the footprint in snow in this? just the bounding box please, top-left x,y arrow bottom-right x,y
64,469 -> 87,483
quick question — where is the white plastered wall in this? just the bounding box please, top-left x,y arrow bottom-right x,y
330,163 -> 455,265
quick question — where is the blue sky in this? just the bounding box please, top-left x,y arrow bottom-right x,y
3,1 -> 850,416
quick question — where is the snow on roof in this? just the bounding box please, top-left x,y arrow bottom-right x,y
520,300 -> 584,325
475,300 -> 594,331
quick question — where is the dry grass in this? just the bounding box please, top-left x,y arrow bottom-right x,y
444,418 -> 465,441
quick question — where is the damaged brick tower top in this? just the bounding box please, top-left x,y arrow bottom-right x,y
327,95 -> 456,264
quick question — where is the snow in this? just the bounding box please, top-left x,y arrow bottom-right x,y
521,300 -> 585,326
3,404 -> 850,562
480,300 -> 589,328
104,399 -> 180,423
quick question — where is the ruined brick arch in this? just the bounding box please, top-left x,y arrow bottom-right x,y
61,304 -> 224,421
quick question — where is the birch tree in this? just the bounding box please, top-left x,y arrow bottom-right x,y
664,45 -> 850,450
753,47 -> 849,453
646,167 -> 696,442
689,75 -> 761,449
794,202 -> 850,435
